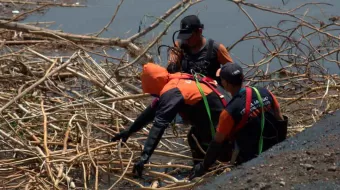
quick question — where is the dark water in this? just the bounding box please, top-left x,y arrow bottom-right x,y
22,0 -> 340,72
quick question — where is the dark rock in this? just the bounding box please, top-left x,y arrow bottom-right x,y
256,182 -> 271,190
300,163 -> 315,170
328,166 -> 337,172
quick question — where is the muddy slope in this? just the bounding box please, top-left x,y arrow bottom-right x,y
197,110 -> 340,190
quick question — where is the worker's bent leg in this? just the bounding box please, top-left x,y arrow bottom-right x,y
217,140 -> 233,163
187,128 -> 207,165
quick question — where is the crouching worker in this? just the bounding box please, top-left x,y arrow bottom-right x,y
111,62 -> 230,177
189,63 -> 288,180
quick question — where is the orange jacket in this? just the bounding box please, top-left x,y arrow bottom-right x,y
141,62 -> 224,140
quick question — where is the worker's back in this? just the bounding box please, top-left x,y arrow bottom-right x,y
228,87 -> 287,163
141,62 -> 227,163
159,73 -> 225,143
142,63 -> 225,143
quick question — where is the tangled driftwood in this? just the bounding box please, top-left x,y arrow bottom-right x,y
0,0 -> 340,189
0,48 -> 202,189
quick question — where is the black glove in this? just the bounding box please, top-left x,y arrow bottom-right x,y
201,139 -> 223,170
111,130 -> 129,142
188,140 -> 223,180
188,162 -> 206,180
132,154 -> 148,177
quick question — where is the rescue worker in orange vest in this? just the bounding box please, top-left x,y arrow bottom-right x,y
188,63 -> 288,180
167,15 -> 233,84
111,63 -> 230,177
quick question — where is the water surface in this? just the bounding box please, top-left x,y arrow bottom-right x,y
22,0 -> 340,73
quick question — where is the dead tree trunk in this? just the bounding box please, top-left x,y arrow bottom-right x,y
0,20 -> 152,61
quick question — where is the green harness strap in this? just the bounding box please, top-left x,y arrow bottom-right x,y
192,74 -> 265,154
193,73 -> 216,139
251,87 -> 265,155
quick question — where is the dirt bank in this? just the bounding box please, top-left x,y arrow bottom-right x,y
196,110 -> 340,190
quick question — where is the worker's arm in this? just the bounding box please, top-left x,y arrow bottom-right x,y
268,90 -> 288,142
111,101 -> 159,142
189,110 -> 235,180
268,91 -> 284,120
167,41 -> 182,73
215,43 -> 233,85
217,43 -> 233,65
133,88 -> 184,176
202,110 -> 234,168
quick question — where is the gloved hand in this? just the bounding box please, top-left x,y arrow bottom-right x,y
188,139 -> 223,180
111,130 -> 129,142
132,154 -> 149,177
188,162 -> 206,180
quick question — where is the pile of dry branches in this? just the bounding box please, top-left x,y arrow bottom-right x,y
0,1 -> 210,189
0,0 -> 339,189
0,48 -> 201,189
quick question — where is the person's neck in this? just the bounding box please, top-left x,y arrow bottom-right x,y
191,37 -> 205,53
230,86 -> 243,97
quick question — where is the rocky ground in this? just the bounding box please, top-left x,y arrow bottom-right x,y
196,110 -> 340,190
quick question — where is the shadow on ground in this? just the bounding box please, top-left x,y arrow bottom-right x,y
196,110 -> 340,190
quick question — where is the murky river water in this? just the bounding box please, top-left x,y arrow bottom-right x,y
21,0 -> 340,73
